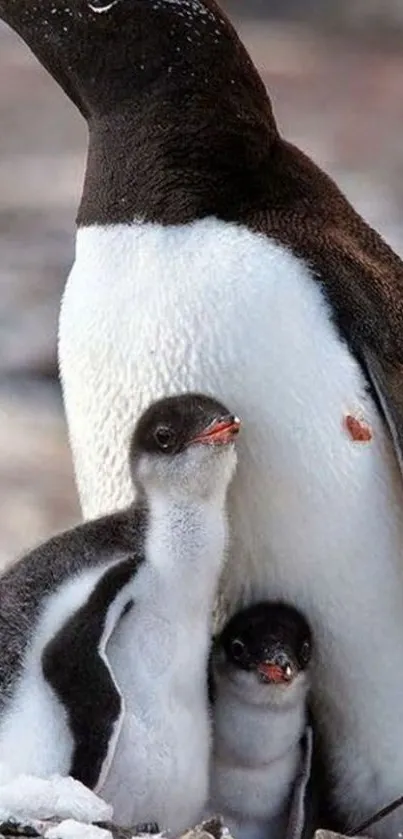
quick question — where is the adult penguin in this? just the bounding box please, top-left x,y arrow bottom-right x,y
1,1 -> 403,834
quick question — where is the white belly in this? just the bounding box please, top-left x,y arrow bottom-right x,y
59,217 -> 403,828
207,689 -> 305,839
209,749 -> 301,832
209,759 -> 297,839
100,596 -> 211,832
100,698 -> 209,831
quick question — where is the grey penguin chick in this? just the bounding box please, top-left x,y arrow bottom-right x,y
207,602 -> 312,839
0,393 -> 240,832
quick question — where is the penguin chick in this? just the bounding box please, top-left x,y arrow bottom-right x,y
0,393 -> 240,832
207,602 -> 312,839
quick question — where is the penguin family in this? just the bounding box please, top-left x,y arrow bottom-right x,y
1,0 -> 403,835
0,394 -> 313,838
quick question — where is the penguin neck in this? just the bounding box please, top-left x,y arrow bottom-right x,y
0,0 -> 277,227
77,92 -> 270,228
143,488 -> 228,599
78,66 -> 276,226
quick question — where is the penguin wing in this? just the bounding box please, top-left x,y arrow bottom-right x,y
207,638 -> 219,706
317,234 -> 403,479
360,347 -> 403,476
0,505 -> 145,709
286,726 -> 315,839
42,556 -> 137,792
257,140 -> 403,481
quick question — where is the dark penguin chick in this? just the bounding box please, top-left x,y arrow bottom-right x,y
0,393 -> 240,831
4,2 -> 403,834
206,603 -> 312,839
218,601 -> 312,689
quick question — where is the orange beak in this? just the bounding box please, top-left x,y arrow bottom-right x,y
257,662 -> 294,683
191,415 -> 241,446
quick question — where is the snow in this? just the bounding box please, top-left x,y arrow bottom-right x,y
45,819 -> 113,839
0,775 -> 113,824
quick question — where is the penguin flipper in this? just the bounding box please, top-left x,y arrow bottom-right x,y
207,637 -> 220,706
42,557 -> 136,792
360,346 -> 403,478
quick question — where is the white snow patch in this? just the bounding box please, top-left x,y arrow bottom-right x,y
0,775 -> 113,823
45,820 -> 112,839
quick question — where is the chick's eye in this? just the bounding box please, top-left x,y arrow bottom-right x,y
231,639 -> 246,660
300,640 -> 311,663
154,426 -> 176,451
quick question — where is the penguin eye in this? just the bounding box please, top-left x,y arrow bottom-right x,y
154,426 -> 176,451
230,639 -> 246,661
300,640 -> 311,664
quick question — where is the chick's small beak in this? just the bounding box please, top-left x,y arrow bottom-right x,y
257,661 -> 295,684
191,414 -> 241,446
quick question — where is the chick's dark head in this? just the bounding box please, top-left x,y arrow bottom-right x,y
219,601 -> 312,685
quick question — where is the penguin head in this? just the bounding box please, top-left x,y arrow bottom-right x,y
214,602 -> 312,706
130,393 -> 240,500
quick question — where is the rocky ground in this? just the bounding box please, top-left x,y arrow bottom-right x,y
1,17 -> 403,568
0,819 -> 350,839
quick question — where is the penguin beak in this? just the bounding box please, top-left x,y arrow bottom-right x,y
190,415 -> 241,446
257,661 -> 295,684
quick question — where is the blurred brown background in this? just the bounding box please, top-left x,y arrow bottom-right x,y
1,0 -> 403,569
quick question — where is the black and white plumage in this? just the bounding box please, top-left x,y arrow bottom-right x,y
207,602 -> 312,839
3,1 -> 403,832
0,393 -> 240,831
